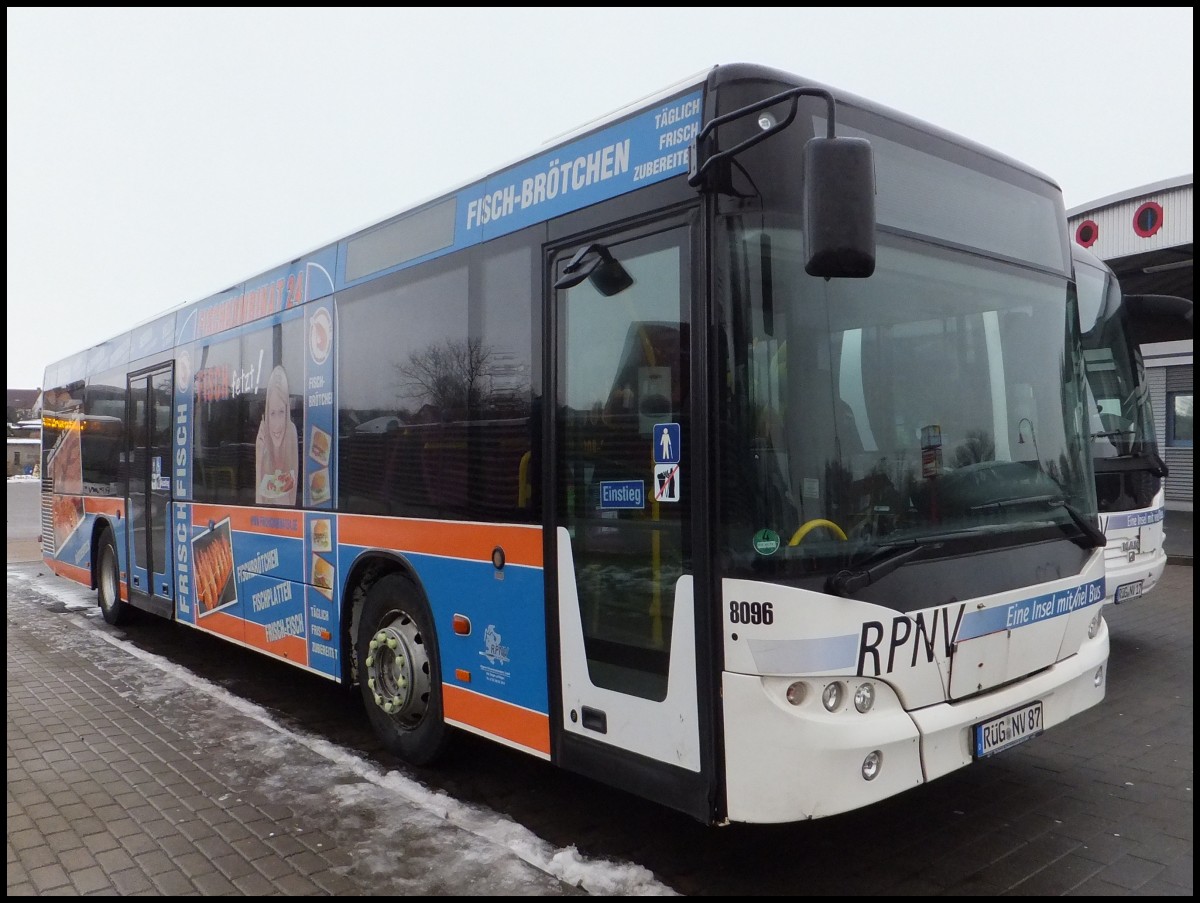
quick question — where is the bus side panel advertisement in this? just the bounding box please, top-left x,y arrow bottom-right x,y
335,91 -> 704,291
178,505 -> 312,664
338,523 -> 550,755
173,346 -> 194,505
304,302 -> 335,510
457,91 -> 702,245
305,511 -> 340,678
175,248 -> 338,348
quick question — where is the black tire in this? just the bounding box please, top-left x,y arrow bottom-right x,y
96,529 -> 133,626
356,573 -> 450,765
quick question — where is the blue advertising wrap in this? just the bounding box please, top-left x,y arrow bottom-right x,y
303,303 -> 335,509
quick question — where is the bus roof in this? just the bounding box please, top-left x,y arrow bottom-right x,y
45,61 -> 1063,385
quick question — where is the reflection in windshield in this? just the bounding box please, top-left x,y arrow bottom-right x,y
718,230 -> 1096,575
1074,247 -> 1168,514
1076,252 -> 1157,459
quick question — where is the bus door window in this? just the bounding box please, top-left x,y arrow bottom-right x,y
127,374 -> 150,589
555,227 -> 691,701
148,368 -> 174,586
126,364 -> 174,600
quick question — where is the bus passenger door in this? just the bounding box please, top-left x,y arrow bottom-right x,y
126,366 -> 175,617
551,221 -> 704,795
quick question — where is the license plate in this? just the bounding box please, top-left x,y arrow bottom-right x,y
1114,580 -> 1143,603
974,701 -> 1043,758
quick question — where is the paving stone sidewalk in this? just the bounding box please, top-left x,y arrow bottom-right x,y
6,587 -> 587,896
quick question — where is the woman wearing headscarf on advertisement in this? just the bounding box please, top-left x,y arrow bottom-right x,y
255,365 -> 299,504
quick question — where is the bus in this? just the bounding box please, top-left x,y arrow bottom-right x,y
41,62 -> 1110,826
1074,244 -> 1192,604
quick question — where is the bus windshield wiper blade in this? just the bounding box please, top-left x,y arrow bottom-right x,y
970,493 -> 1060,511
1055,499 -> 1107,549
970,494 -> 1107,549
826,541 -> 924,597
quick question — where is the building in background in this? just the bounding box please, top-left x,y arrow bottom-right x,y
7,389 -> 43,477
1068,175 -> 1193,511
7,387 -> 41,423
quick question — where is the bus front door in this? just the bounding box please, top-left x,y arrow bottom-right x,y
551,222 -> 705,803
126,366 -> 175,617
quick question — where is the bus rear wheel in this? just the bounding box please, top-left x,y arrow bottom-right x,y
356,573 -> 449,765
96,529 -> 132,626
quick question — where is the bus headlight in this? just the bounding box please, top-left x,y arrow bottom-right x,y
821,681 -> 844,712
1088,610 -> 1103,639
862,750 -> 883,781
853,682 -> 876,713
785,681 -> 807,706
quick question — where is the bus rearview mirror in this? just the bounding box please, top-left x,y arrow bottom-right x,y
804,136 -> 877,279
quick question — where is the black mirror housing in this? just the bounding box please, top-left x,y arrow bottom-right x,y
804,136 -> 877,278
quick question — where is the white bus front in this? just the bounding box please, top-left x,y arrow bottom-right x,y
1076,245 -> 1184,605
711,81 -> 1108,823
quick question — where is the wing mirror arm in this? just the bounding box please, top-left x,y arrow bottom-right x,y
554,243 -> 634,296
687,85 -> 875,279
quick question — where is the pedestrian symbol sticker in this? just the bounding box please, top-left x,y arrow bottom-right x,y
654,463 -> 680,502
653,423 -> 680,464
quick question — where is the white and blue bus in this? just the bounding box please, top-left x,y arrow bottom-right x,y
41,63 -> 1109,825
1074,244 -> 1192,604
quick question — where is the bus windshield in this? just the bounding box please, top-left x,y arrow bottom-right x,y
1076,252 -> 1157,461
718,229 -> 1096,576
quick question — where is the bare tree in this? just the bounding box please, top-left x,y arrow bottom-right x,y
395,338 -> 493,417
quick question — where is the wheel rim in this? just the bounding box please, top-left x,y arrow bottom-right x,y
364,612 -> 432,729
99,546 -> 119,611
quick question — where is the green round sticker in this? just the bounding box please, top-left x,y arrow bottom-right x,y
752,529 -> 781,556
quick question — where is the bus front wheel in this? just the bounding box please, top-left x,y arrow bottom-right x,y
96,529 -> 133,626
356,573 -> 450,765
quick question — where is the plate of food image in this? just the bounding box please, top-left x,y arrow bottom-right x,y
309,307 -> 332,365
259,469 -> 296,500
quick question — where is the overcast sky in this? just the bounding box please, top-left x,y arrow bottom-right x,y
7,7 -> 1194,390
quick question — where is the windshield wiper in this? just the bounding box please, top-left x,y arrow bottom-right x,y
970,494 -> 1106,549
1055,499 -> 1107,549
970,493 -> 1061,511
825,541 -> 925,597
1094,449 -> 1169,477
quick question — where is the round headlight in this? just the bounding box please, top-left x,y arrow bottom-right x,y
854,682 -> 876,713
821,681 -> 844,712
785,681 -> 807,706
862,750 -> 883,781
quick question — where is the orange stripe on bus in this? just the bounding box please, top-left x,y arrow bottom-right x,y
338,515 -> 543,568
197,610 -> 243,640
46,556 -> 130,601
244,620 -> 310,665
190,505 -> 304,538
443,684 -> 550,756
194,611 -> 308,664
45,557 -> 113,593
84,497 -> 125,517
